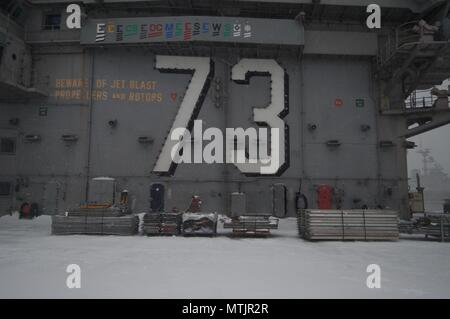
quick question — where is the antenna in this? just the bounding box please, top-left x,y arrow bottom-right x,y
416,148 -> 431,176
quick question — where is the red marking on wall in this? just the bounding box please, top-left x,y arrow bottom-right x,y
149,24 -> 163,38
184,22 -> 192,40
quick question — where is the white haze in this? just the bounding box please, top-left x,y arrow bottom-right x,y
407,79 -> 450,176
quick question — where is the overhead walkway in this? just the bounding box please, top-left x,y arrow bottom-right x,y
377,15 -> 450,138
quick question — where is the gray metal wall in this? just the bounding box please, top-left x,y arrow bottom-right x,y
0,44 -> 409,217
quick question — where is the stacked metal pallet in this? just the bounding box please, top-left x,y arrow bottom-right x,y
142,213 -> 161,235
420,214 -> 450,241
223,215 -> 279,237
65,207 -> 124,217
142,212 -> 181,236
51,214 -> 139,235
297,209 -> 399,241
398,219 -> 414,234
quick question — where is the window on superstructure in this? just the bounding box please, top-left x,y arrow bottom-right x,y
43,14 -> 61,30
0,138 -> 16,154
11,6 -> 23,19
0,182 -> 11,196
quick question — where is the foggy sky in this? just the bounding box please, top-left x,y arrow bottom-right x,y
408,126 -> 450,175
407,80 -> 450,177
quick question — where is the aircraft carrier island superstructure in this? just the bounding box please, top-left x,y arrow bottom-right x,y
1,0 -> 450,219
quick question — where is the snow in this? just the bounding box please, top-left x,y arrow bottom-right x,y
1,213 -> 450,298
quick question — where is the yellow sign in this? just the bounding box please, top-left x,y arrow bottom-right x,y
52,78 -> 163,103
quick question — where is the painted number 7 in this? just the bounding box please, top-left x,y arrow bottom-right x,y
152,55 -> 214,175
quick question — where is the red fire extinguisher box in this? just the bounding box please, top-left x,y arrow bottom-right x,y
317,185 -> 333,210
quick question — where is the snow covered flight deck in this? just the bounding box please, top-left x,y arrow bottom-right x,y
1,214 -> 449,299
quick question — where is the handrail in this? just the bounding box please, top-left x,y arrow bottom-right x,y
41,24 -> 61,31
405,95 -> 435,109
397,20 -> 420,31
378,20 -> 429,67
405,89 -> 450,109
24,27 -> 80,43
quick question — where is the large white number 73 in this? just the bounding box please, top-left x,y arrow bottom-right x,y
152,56 -> 288,176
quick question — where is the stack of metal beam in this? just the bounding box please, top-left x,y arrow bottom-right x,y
420,214 -> 450,241
182,212 -> 218,236
66,207 -> 124,217
398,219 -> 414,234
142,212 -> 181,236
51,214 -> 139,235
142,213 -> 161,235
399,215 -> 450,241
223,216 -> 279,237
297,209 -> 399,241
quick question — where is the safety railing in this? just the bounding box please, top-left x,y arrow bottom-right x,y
24,25 -> 80,43
405,89 -> 450,109
405,95 -> 435,109
0,64 -> 49,94
41,24 -> 61,31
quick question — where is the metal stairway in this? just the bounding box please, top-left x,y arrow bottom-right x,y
378,20 -> 450,106
377,15 -> 450,137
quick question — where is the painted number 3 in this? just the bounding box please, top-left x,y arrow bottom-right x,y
152,55 -> 289,176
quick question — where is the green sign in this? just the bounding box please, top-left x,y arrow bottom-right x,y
355,98 -> 365,108
39,107 -> 48,116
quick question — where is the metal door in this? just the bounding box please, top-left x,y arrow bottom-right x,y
150,183 -> 165,212
42,180 -> 60,215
